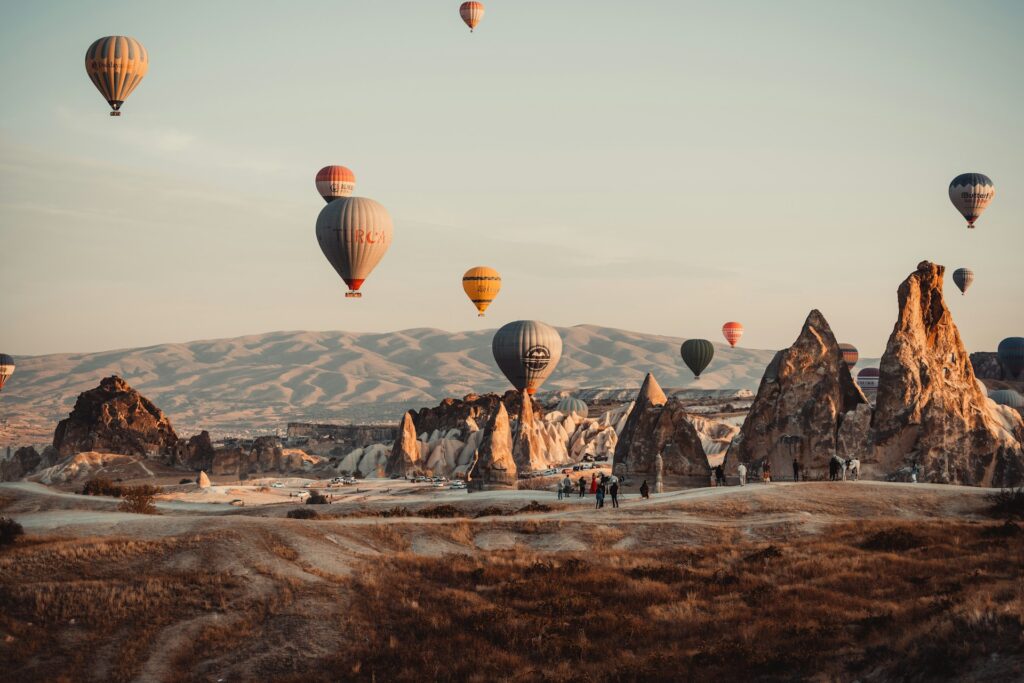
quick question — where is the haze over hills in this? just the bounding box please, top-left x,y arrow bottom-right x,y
0,325 -> 851,445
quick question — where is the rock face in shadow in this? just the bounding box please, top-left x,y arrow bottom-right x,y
873,261 -> 1024,486
727,310 -> 867,479
612,373 -> 710,480
170,431 -> 216,471
468,402 -> 517,489
52,376 -> 178,457
1,446 -> 58,481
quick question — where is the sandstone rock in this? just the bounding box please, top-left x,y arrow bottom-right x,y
251,436 -> 283,471
170,431 -> 215,471
613,373 -> 710,482
386,412 -> 423,476
468,402 -> 517,490
211,446 -> 244,478
727,310 -> 867,479
873,261 -> 1024,486
512,393 -> 548,473
52,376 -> 178,457
1,446 -> 53,481
197,471 -> 211,488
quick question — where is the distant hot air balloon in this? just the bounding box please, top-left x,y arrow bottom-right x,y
492,320 -> 562,394
0,354 -> 14,392
555,396 -> 588,420
951,268 -> 974,295
838,343 -> 859,370
856,367 -> 880,391
680,339 -> 714,379
948,173 -> 995,229
462,266 -> 501,316
84,36 -> 148,116
315,166 -> 356,203
315,197 -> 393,298
989,389 -> 1024,409
721,322 -> 744,348
998,337 -> 1024,379
460,2 -> 485,31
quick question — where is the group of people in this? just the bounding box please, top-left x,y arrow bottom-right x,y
558,471 -> 643,508
828,455 -> 861,481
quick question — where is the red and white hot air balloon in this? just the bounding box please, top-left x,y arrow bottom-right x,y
315,166 -> 356,203
460,2 -> 485,32
721,322 -> 744,348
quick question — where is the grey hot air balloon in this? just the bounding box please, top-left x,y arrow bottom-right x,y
555,396 -> 588,420
680,339 -> 714,379
989,389 -> 1024,409
492,320 -> 563,394
315,197 -> 393,298
952,268 -> 974,295
0,353 -> 14,392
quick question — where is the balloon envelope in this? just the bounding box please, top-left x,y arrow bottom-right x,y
460,1 -> 485,31
838,343 -> 859,370
998,337 -> 1024,379
0,353 -> 14,392
555,396 -> 588,420
680,339 -> 714,379
85,36 -> 148,116
989,389 -> 1024,409
315,197 -> 393,298
316,166 -> 356,202
462,266 -> 501,316
948,173 -> 995,228
721,322 -> 744,348
856,367 -> 879,391
492,320 -> 562,394
951,268 -> 974,295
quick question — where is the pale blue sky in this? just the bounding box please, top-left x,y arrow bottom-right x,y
1,0 -> 1021,357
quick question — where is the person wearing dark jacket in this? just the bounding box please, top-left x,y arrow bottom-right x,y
596,480 -> 606,509
792,458 -> 800,482
578,476 -> 586,497
639,480 -> 650,499
609,480 -> 620,508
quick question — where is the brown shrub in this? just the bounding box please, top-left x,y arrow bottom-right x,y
287,508 -> 322,520
416,504 -> 464,519
989,487 -> 1024,520
0,517 -> 24,547
117,487 -> 158,515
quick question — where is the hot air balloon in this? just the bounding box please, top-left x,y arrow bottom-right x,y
856,367 -> 880,391
721,322 -> 744,348
84,36 -> 148,116
948,173 -> 995,229
951,268 -> 974,295
680,339 -> 714,379
998,337 -> 1024,379
989,389 -> 1024,409
0,354 -> 14,392
838,343 -> 859,370
462,266 -> 501,317
315,166 -> 356,203
555,396 -> 588,420
315,197 -> 393,298
460,2 -> 485,31
492,320 -> 562,394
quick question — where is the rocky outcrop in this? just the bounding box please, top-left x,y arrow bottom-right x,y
197,471 -> 211,488
1,446 -> 58,481
512,395 -> 548,473
873,261 -> 1024,486
410,391 -> 537,438
52,376 -> 178,457
613,374 -> 710,481
170,431 -> 215,471
468,402 -> 517,489
207,436 -> 322,479
386,412 -> 423,476
727,310 -> 867,479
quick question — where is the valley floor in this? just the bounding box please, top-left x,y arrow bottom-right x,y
0,481 -> 1021,682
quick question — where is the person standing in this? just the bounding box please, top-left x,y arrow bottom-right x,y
792,458 -> 800,483
762,461 -> 772,483
589,473 -> 598,495
639,480 -> 650,499
561,475 -> 572,500
609,480 -> 620,508
578,476 -> 586,497
715,465 -> 726,486
737,463 -> 747,486
595,480 -> 606,509
911,462 -> 920,483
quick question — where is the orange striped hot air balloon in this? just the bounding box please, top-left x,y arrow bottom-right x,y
315,166 -> 356,203
462,266 -> 501,316
460,2 -> 485,32
721,322 -> 744,348
84,36 -> 148,116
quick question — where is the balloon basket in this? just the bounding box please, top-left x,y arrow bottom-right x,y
345,291 -> 362,299
478,313 -> 485,317
110,111 -> 121,117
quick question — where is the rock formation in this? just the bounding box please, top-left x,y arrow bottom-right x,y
872,261 -> 1024,486
613,373 -> 710,482
170,431 -> 216,471
197,471 -> 211,488
468,402 -> 517,489
1,446 -> 58,482
727,310 -> 867,479
52,376 -> 178,457
386,412 -> 423,476
512,396 -> 548,473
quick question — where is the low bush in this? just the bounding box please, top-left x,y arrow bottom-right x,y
0,517 -> 24,546
82,477 -> 123,497
178,478 -> 193,485
306,491 -> 329,505
287,508 -> 322,520
988,487 -> 1024,520
859,528 -> 924,552
416,504 -> 463,519
118,487 -> 158,515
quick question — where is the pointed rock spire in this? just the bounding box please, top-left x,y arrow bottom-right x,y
385,411 -> 422,476
468,402 -> 517,489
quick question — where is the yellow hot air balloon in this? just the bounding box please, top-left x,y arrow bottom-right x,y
462,266 -> 501,316
85,36 -> 149,116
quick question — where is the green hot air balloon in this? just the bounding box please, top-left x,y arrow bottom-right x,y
998,337 -> 1024,379
555,396 -> 588,420
680,339 -> 714,379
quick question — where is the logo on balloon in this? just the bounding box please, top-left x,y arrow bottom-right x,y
523,346 -> 551,371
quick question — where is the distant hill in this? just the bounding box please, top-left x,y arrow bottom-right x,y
0,325 -> 808,444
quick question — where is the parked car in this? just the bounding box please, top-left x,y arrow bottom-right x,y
449,480 -> 467,490
270,482 -> 284,488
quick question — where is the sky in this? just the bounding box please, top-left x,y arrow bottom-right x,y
1,0 -> 1022,357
